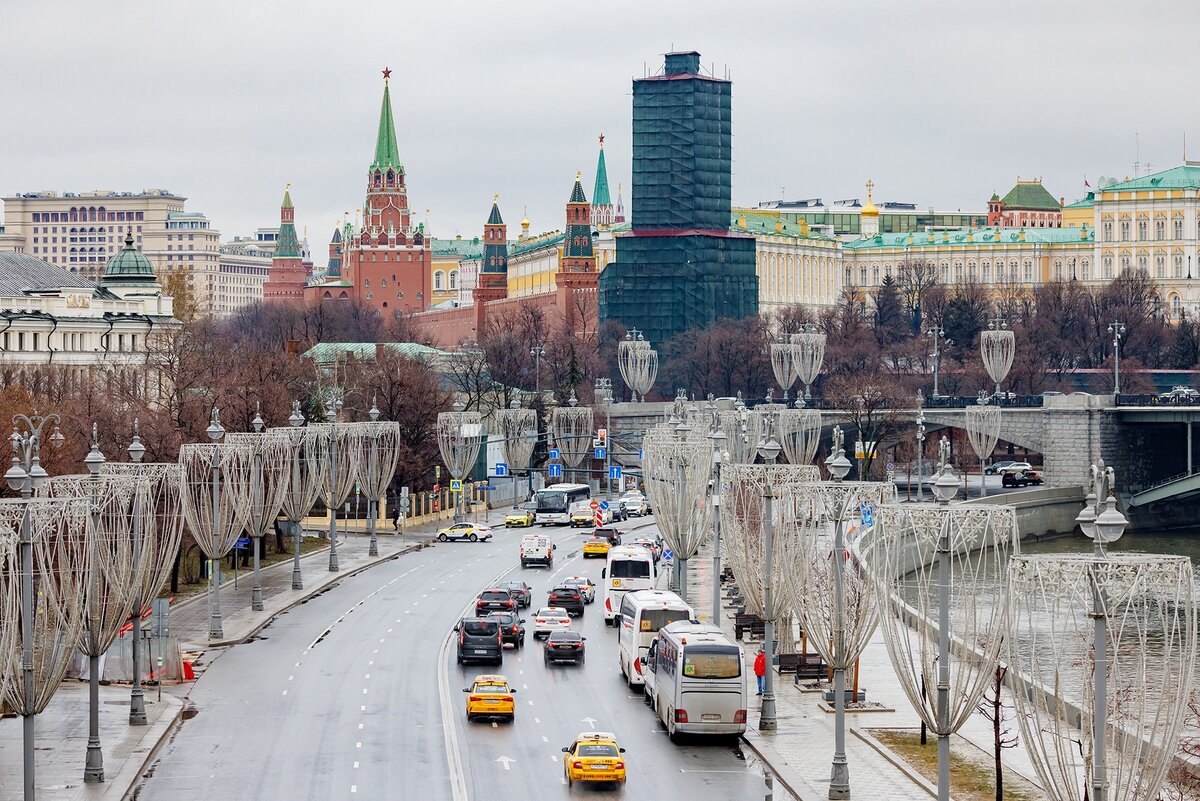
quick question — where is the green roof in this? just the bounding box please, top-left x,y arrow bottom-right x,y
371,80 -> 403,174
331,226 -> 342,243
843,226 -> 1094,251
430,238 -> 484,258
1064,193 -> 1095,209
282,187 -> 294,209
275,222 -> 301,258
592,146 -> 611,207
509,233 -> 564,258
569,176 -> 587,204
1000,180 -> 1061,211
606,213 -> 835,242
101,232 -> 158,284
1102,164 -> 1200,192
302,341 -> 449,365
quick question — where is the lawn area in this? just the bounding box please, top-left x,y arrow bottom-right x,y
160,536 -> 330,602
869,728 -> 1043,801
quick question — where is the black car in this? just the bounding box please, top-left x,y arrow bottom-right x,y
486,611 -> 526,648
455,617 -> 503,665
498,580 -> 532,609
544,630 -> 586,665
547,585 -> 585,617
611,501 -> 628,522
1002,468 -> 1044,488
476,588 -> 516,614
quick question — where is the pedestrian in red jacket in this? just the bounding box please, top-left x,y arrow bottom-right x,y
754,648 -> 766,695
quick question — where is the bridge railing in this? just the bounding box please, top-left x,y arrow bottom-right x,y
1115,393 -> 1200,407
737,395 -> 1045,411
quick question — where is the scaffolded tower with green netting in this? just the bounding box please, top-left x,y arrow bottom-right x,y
599,51 -> 758,347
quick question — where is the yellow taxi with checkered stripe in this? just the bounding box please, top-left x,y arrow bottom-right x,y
463,674 -> 515,722
562,731 -> 626,786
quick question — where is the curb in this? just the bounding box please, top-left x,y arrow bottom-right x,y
850,726 -> 939,799
107,694 -> 184,801
739,727 -> 825,801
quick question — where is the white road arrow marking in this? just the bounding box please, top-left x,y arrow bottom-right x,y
496,756 -> 515,771
581,716 -> 598,728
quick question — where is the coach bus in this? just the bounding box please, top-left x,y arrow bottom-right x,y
534,483 -> 590,526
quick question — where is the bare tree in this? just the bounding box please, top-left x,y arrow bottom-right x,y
975,663 -> 1018,801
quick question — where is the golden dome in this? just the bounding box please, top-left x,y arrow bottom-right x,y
521,218 -> 530,227
861,179 -> 879,218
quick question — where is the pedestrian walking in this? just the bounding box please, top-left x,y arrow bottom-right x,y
390,500 -> 400,531
754,647 -> 766,695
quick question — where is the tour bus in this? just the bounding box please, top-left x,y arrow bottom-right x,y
644,621 -> 746,741
617,590 -> 693,688
534,483 -> 591,526
601,545 -> 656,626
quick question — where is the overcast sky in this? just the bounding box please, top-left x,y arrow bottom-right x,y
4,1 -> 1198,248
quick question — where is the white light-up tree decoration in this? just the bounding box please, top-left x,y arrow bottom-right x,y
964,399 -> 1001,497
776,407 -> 823,465
641,437 -> 712,604
981,318 -> 1015,399
617,330 -> 657,401
550,391 -> 592,483
437,400 -> 484,521
793,324 -> 827,405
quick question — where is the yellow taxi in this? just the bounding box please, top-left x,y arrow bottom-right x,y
505,508 -> 535,527
463,674 -> 516,722
562,731 -> 627,786
570,507 -> 597,528
582,534 -> 611,558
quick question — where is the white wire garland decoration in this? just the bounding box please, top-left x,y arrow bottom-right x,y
642,438 -> 713,562
225,431 -> 294,538
178,442 -> 256,560
352,421 -> 403,513
716,410 -> 755,465
102,462 -> 185,618
309,422 -> 362,511
748,403 -> 788,457
41,474 -> 147,660
776,408 -> 823,465
719,464 -> 821,620
0,496 -> 92,715
770,340 -> 798,395
495,407 -> 537,472
551,405 -> 593,470
437,408 -> 485,478
980,326 -> 1015,390
964,404 -> 1001,466
793,326 -> 827,396
777,481 -> 897,673
863,504 -> 1019,737
1005,553 -> 1197,801
618,338 -> 658,400
0,525 -> 19,704
269,426 -> 325,528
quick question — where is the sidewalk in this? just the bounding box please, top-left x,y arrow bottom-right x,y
0,684 -> 181,801
686,538 -> 1049,801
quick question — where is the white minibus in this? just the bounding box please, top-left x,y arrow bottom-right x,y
644,621 -> 747,742
601,545 -> 655,625
533,483 -> 590,526
617,590 -> 692,688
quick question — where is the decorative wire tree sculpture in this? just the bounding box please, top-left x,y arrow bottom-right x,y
178,409 -> 255,641
748,392 -> 788,457
311,390 -> 359,572
354,399 -> 402,558
437,400 -> 485,522
793,323 -> 827,405
864,437 -> 1020,801
964,398 -> 1001,497
981,318 -> 1015,400
1006,462 -> 1197,801
551,391 -> 592,484
770,336 -> 799,404
716,408 -> 755,466
776,407 -> 823,465
496,397 -> 537,505
0,495 -> 90,801
270,401 -> 322,592
102,424 -> 185,727
642,436 -> 712,604
226,411 -> 292,610
617,330 -> 658,401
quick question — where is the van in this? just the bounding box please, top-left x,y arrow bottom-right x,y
645,621 -> 746,742
602,546 -> 656,625
520,534 -> 554,568
455,617 -> 503,665
617,590 -> 693,688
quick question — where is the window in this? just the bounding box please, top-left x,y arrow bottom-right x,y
1176,255 -> 1185,278
1024,260 -> 1033,283
434,271 -> 444,290
1081,260 -> 1091,281
1054,260 -> 1063,282
1137,219 -> 1147,240
1156,220 -> 1165,240
1103,221 -> 1113,241
1120,221 -> 1130,241
449,270 -> 458,290
1175,219 -> 1184,240
982,264 -> 991,283
1156,256 -> 1165,278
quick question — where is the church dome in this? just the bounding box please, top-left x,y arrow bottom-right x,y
102,232 -> 157,284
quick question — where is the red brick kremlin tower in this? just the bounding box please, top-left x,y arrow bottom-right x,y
474,195 -> 508,306
555,172 -> 598,330
308,69 -> 431,310
263,184 -> 307,302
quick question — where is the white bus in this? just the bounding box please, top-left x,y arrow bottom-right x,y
645,621 -> 746,742
617,590 -> 693,688
534,483 -> 590,526
601,545 -> 655,626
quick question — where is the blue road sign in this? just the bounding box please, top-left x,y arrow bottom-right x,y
495,462 -> 508,477
235,537 -> 251,549
638,448 -> 644,460
599,500 -> 609,511
609,466 -> 623,480
480,486 -> 497,491
450,479 -> 463,493
548,464 -> 563,478
594,447 -> 606,460
549,448 -> 561,460
662,548 -> 674,562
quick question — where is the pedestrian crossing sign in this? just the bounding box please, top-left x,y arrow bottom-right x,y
450,479 -> 463,493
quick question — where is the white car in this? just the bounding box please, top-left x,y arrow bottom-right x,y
621,493 -> 649,516
531,607 -> 572,640
562,576 -> 596,604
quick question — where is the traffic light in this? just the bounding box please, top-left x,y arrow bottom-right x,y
595,428 -> 607,449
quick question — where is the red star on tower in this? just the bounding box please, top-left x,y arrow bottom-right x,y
382,66 -> 391,80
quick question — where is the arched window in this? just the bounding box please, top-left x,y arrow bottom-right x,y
1176,255 -> 1185,278
1175,218 -> 1184,240
1081,259 -> 1090,281
1156,220 -> 1165,240
449,270 -> 458,290
1102,221 -> 1112,241
1120,220 -> 1130,241
1173,295 -> 1182,319
364,278 -> 370,287
434,271 -> 444,290
1137,219 -> 1148,240
1054,260 -> 1063,282
1104,256 -> 1114,279
1156,256 -> 1165,278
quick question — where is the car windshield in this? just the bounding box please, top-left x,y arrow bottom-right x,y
549,631 -> 581,642
489,613 -> 515,624
536,609 -> 563,617
551,587 -> 577,596
682,645 -> 742,679
610,560 -> 651,579
481,591 -> 509,601
463,621 -> 498,636
472,682 -> 508,693
640,608 -> 691,632
578,744 -> 619,757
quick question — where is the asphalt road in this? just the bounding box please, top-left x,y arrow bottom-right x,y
134,515 -> 791,801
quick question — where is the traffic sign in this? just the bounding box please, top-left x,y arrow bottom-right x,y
662,548 -> 674,562
449,479 -> 463,493
886,462 -> 894,473
599,500 -> 609,511
495,462 -> 508,477
638,448 -> 644,460
594,512 -> 603,526
480,486 -> 497,491
589,500 -> 600,511
549,448 -> 561,460
609,466 -> 623,480
548,464 -> 563,478
595,447 -> 606,459
235,537 -> 251,550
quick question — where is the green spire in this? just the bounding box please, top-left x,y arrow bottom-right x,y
592,142 -> 611,207
487,194 -> 504,225
371,74 -> 403,174
570,171 -> 588,204
275,223 -> 301,259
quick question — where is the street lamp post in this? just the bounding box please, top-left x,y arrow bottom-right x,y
126,424 -> 149,726
757,420 -> 782,731
530,343 -> 546,399
707,413 -> 727,626
6,412 -> 63,801
205,408 -> 226,637
1108,321 -> 1126,395
324,391 -> 343,571
824,432 -> 854,799
926,326 -> 945,399
287,401 -> 306,590
595,378 -> 613,505
915,408 -> 926,503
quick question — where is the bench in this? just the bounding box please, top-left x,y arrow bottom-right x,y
792,654 -> 830,681
734,613 -> 765,641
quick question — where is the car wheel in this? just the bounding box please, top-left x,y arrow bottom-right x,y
469,533 -> 478,542
544,653 -> 551,666
438,533 -> 448,542
579,654 -> 585,666
456,654 -> 462,665
467,713 -> 474,722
